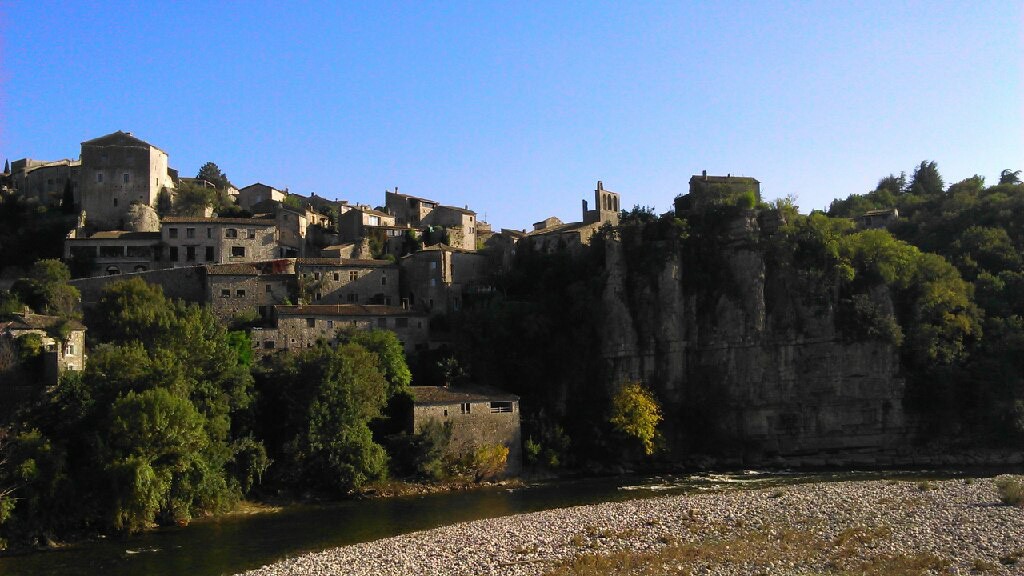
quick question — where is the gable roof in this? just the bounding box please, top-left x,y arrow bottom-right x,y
295,258 -> 395,267
275,304 -> 423,317
81,131 -> 164,153
1,313 -> 85,333
410,385 -> 519,405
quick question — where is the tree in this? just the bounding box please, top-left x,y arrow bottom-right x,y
11,259 -> 80,318
610,381 -> 662,456
908,160 -> 944,196
1000,169 -> 1022,185
195,162 -> 231,190
173,181 -> 218,217
345,329 -> 412,396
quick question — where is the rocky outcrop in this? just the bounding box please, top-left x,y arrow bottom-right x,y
602,211 -> 908,461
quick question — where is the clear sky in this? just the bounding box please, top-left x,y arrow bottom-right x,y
1,1 -> 1021,231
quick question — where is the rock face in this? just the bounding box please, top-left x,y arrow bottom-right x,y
602,211 -> 908,460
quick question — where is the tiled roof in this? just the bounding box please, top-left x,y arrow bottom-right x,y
161,217 -> 275,225
1,313 -> 85,332
79,231 -> 161,240
389,191 -> 439,204
296,258 -> 394,267
410,385 -> 518,405
206,259 -> 295,275
81,130 -> 165,154
438,205 -> 476,215
275,304 -> 423,317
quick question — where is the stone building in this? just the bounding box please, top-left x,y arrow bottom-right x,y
0,313 -> 86,386
409,385 -> 522,477
254,304 -> 428,354
337,205 -> 396,244
295,258 -> 399,305
64,230 -> 162,276
159,217 -> 277,267
675,171 -> 761,214
205,260 -> 296,322
399,246 -> 490,315
521,181 -> 621,254
427,205 -> 478,251
237,183 -> 286,212
10,158 -> 80,206
79,131 -> 177,230
385,189 -> 438,227
856,208 -> 899,229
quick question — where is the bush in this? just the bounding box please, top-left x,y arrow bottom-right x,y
995,475 -> 1024,507
473,444 -> 509,480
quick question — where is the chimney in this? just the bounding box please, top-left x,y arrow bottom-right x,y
702,170 -> 707,180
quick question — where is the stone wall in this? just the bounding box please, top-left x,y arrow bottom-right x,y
296,260 -> 399,305
73,265 -> 208,307
412,398 -> 522,476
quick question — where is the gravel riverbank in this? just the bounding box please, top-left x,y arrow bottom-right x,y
240,478 -> 1024,575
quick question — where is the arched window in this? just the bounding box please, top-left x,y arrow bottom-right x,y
106,266 -> 121,275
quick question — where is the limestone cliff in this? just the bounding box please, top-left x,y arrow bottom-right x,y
601,211 -> 908,461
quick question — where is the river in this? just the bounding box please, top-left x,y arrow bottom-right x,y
0,470 -> 969,576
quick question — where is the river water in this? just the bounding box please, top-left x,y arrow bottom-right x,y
0,470 -> 969,576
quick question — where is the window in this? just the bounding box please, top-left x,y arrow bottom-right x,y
96,172 -> 103,183
347,293 -> 358,303
65,343 -> 76,356
306,318 -> 315,327
368,215 -> 380,226
169,247 -> 179,261
106,266 -> 121,275
206,228 -> 212,238
186,228 -> 195,239
460,403 -> 471,414
248,229 -> 256,239
185,246 -> 196,261
330,272 -> 338,281
381,275 -> 387,286
349,271 -> 359,281
430,278 -> 437,287
315,292 -> 322,301
113,197 -> 118,207
490,401 -> 513,413
205,246 -> 214,261
258,305 -> 267,317
100,245 -> 124,258
225,228 -> 238,238
429,262 -> 437,271
327,320 -> 334,328
265,284 -> 272,293
377,318 -> 387,328
123,173 -> 130,184
231,246 -> 246,258
154,246 -> 163,261
236,289 -> 246,298
314,272 -> 321,280
169,228 -> 179,239
395,317 -> 408,328
264,340 -> 275,350
221,289 -> 230,298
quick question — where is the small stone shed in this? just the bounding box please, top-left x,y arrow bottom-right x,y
410,385 -> 522,477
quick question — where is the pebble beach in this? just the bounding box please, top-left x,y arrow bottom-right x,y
240,477 -> 1024,576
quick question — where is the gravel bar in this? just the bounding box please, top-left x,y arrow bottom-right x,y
239,478 -> 1024,575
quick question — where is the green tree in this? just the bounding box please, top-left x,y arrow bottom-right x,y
11,259 -> 79,318
908,160 -> 944,196
610,381 -> 662,456
999,169 -> 1022,185
173,181 -> 218,217
195,162 -> 232,190
345,329 -> 412,396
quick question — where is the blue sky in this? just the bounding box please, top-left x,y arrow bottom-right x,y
1,1 -> 1020,231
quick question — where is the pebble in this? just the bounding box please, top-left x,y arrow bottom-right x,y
239,478 -> 1024,576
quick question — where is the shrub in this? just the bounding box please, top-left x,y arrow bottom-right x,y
473,444 -> 509,480
995,475 -> 1024,507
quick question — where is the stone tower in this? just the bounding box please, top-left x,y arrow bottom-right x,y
582,180 -> 620,226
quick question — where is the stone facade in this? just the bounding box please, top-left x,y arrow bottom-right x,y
205,260 -> 296,322
857,208 -> 899,229
675,171 -> 761,214
237,183 -> 286,211
338,206 -> 397,243
0,313 -> 86,385
79,131 -> 176,230
386,190 -> 438,227
72,265 -> 209,307
160,217 -> 277,267
296,258 -> 399,306
425,205 -> 477,251
582,181 -> 620,226
410,386 -> 522,477
254,304 -> 428,354
10,158 -> 80,206
399,246 -> 489,315
64,230 -> 163,276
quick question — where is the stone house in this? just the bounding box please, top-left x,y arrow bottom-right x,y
399,245 -> 490,315
159,217 -> 277,267
205,260 -> 296,323
426,205 -> 477,251
274,203 -> 337,258
254,304 -> 428,354
385,189 -> 438,227
295,258 -> 399,306
237,183 -> 286,212
337,205 -> 397,244
856,208 -> 899,229
10,158 -> 80,206
0,313 -> 86,386
64,230 -> 162,276
409,385 -> 522,477
78,131 -> 177,230
675,171 -> 761,214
